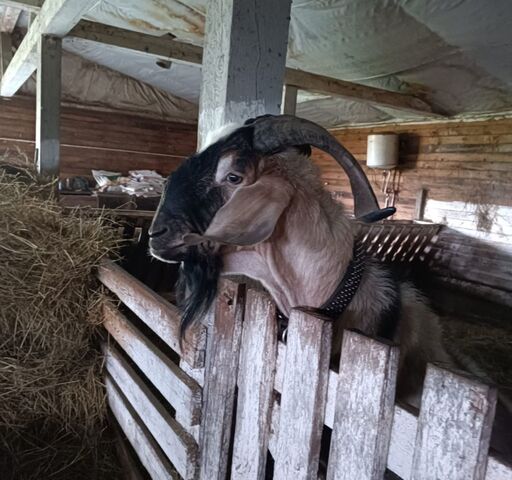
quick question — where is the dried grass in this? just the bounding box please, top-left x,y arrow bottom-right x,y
0,165 -> 122,479
443,318 -> 512,394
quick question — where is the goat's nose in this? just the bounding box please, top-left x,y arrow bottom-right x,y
148,225 -> 169,238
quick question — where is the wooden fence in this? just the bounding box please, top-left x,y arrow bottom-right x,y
98,260 -> 512,480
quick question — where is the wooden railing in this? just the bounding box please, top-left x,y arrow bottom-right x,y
99,261 -> 512,480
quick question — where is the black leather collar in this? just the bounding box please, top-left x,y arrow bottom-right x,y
277,242 -> 366,326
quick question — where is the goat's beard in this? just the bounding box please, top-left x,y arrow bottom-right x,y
177,247 -> 222,337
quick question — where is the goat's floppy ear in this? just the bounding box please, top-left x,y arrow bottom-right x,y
200,176 -> 293,246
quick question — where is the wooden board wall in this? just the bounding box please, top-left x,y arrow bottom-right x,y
0,96 -> 197,178
315,119 -> 512,296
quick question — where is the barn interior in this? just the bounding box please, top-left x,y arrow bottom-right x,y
1,1 -> 511,479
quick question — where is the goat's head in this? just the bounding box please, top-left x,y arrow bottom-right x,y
149,115 -> 392,332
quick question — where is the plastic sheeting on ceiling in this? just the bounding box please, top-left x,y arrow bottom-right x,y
20,48 -> 198,123
63,0 -> 512,127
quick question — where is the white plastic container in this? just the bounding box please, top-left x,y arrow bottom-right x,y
366,133 -> 399,169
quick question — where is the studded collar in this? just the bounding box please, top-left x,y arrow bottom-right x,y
277,241 -> 366,324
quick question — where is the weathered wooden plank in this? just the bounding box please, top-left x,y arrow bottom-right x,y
105,345 -> 198,480
179,358 -> 205,387
411,364 -> 497,480
387,402 -> 512,480
103,302 -> 202,428
387,404 -> 418,479
272,349 -> 511,480
114,426 -> 149,480
106,374 -> 179,480
98,261 -> 206,368
327,331 -> 399,480
273,310 -> 332,480
36,35 -> 61,177
1,0 -> 98,96
232,289 -> 277,480
199,280 -> 245,480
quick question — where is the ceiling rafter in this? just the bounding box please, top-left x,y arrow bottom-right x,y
69,21 -> 442,118
0,0 -> 98,97
0,0 -> 43,13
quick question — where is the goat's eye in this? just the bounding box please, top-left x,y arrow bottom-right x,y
226,173 -> 243,184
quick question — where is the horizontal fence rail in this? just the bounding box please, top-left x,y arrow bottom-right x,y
99,263 -> 512,480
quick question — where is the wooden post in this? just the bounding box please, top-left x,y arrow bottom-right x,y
414,188 -> 428,221
199,280 -> 245,480
281,84 -> 298,115
411,364 -> 497,480
327,331 -> 399,480
36,35 -> 61,178
231,289 -> 278,480
273,310 -> 332,479
197,0 -> 292,147
0,33 -> 12,80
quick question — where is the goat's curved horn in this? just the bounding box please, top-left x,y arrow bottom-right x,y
248,115 -> 394,222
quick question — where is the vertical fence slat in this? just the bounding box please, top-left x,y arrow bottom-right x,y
327,331 -> 399,480
411,364 -> 497,480
231,289 -> 277,480
273,310 -> 332,480
199,280 -> 245,480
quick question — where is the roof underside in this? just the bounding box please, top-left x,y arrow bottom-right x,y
7,0 -> 512,127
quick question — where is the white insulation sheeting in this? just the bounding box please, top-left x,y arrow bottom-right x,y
20,49 -> 198,123
46,0 -> 512,126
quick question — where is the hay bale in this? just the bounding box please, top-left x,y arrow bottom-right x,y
0,166 -> 122,479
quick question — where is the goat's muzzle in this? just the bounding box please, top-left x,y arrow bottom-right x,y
149,215 -> 190,263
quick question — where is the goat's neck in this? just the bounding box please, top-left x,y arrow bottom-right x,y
221,188 -> 354,316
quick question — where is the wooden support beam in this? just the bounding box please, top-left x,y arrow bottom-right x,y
0,0 -> 97,97
36,35 -> 61,177
198,0 -> 292,146
284,68 -> 440,118
69,20 -> 203,67
0,31 -> 12,78
0,0 -> 43,13
281,84 -> 298,115
68,20 -> 441,120
0,6 -> 21,33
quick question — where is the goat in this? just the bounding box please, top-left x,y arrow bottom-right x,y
149,115 -> 511,454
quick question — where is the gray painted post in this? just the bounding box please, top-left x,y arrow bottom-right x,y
197,0 -> 292,147
36,35 -> 61,177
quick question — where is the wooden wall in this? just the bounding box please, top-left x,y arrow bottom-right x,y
0,96 -> 197,178
315,118 -> 512,300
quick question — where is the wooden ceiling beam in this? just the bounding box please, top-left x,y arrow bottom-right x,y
284,69 -> 442,118
0,6 -> 22,33
0,0 -> 97,97
69,20 -> 441,118
69,20 -> 203,67
0,0 -> 43,13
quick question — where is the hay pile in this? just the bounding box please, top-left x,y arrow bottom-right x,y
0,167 -> 122,479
